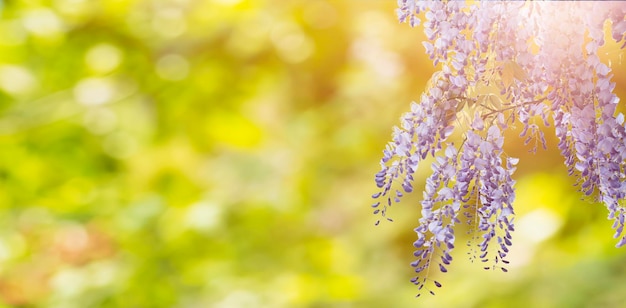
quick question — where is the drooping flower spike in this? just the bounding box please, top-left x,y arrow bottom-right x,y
374,1 -> 626,297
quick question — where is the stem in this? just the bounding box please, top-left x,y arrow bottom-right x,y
481,97 -> 547,119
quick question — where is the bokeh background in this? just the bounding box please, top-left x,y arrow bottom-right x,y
0,0 -> 626,307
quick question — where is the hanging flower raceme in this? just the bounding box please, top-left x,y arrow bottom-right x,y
374,0 -> 626,297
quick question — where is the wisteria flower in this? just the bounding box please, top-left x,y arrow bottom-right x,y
376,0 -> 626,297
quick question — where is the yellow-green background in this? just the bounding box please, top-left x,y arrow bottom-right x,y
0,0 -> 625,307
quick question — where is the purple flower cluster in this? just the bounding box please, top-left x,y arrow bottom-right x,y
376,1 -> 626,297
372,72 -> 458,226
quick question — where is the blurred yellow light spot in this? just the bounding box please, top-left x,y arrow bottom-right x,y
226,13 -> 271,58
18,207 -> 53,228
185,201 -> 221,232
517,208 -> 563,243
156,54 -> 189,81
0,21 -> 27,46
275,274 -> 320,304
0,232 -> 26,262
307,239 -> 333,271
328,275 -> 361,300
270,22 -> 315,63
85,260 -> 118,288
83,107 -> 118,135
117,196 -> 164,231
213,0 -> 243,6
0,239 -> 10,261
303,1 -> 338,29
0,65 -> 38,96
208,112 -> 262,149
73,77 -> 115,105
515,173 -> 572,215
214,290 -> 260,308
54,0 -> 90,17
102,131 -> 138,159
59,177 -> 97,204
85,43 -> 123,74
152,8 -> 187,38
22,9 -> 64,37
50,267 -> 87,298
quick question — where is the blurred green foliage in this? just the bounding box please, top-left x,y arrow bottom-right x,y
0,0 -> 625,307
